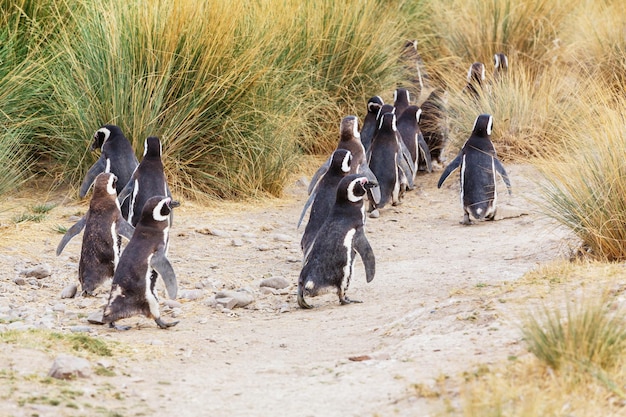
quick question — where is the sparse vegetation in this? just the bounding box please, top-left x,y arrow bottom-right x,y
0,329 -> 116,357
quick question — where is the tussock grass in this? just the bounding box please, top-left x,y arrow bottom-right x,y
1,329 -> 116,357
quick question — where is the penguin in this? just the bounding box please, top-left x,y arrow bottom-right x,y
298,174 -> 376,309
79,125 -> 139,219
367,112 -> 407,214
102,196 -> 179,330
493,53 -> 509,81
360,96 -> 384,151
373,104 -> 415,191
419,88 -> 449,166
463,62 -> 486,100
396,105 -> 432,174
393,88 -> 411,118
437,114 -> 512,225
118,136 -> 173,228
307,116 -> 381,207
57,172 -> 135,296
400,39 -> 428,99
299,149 -> 352,254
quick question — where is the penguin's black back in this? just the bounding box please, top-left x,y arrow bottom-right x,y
368,113 -> 399,208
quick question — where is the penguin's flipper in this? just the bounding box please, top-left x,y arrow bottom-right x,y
79,158 -> 106,198
115,217 -> 135,241
417,132 -> 433,172
150,249 -> 177,299
494,158 -> 512,195
297,190 -> 317,229
117,178 -> 135,205
307,157 -> 331,195
360,165 -> 381,204
396,150 -> 415,190
56,216 -> 87,256
354,229 -> 375,283
437,153 -> 462,188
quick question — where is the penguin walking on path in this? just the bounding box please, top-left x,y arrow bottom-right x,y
79,125 -> 138,219
102,196 -> 179,330
419,88 -> 449,166
396,105 -> 432,174
299,149 -> 352,254
360,96 -> 384,152
57,172 -> 135,296
437,114 -> 512,225
118,136 -> 173,227
298,175 -> 376,309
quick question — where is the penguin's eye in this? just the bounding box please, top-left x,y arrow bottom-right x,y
160,205 -> 171,217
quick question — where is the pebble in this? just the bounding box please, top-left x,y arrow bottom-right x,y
60,284 -> 78,299
215,297 -> 237,310
260,276 -> 290,290
87,311 -> 104,325
20,264 -> 52,279
257,244 -> 271,251
48,354 -> 91,380
163,299 -> 182,309
201,228 -> 231,238
279,304 -> 290,313
12,277 -> 26,286
272,234 -> 292,242
260,287 -> 278,295
70,326 -> 92,333
178,289 -> 204,301
215,290 -> 254,308
52,303 -> 66,313
147,339 -> 164,346
231,239 -> 244,247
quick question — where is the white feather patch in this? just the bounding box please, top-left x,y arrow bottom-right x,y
144,254 -> 160,319
342,229 -> 356,288
97,127 -> 111,145
152,198 -> 170,222
106,173 -> 116,195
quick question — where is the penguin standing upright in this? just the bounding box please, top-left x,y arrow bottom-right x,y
493,53 -> 509,81
463,62 -> 486,100
298,175 -> 376,309
102,196 -> 179,330
308,116 -> 380,207
57,172 -> 135,295
400,39 -> 428,99
367,112 -> 407,215
360,96 -> 384,152
437,114 -> 512,225
393,88 -> 411,118
118,136 -> 172,227
299,149 -> 352,254
396,105 -> 432,174
79,125 -> 139,219
419,88 -> 449,166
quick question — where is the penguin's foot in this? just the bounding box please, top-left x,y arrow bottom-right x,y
155,317 -> 179,329
297,289 -> 314,309
340,296 -> 363,305
109,322 -> 132,331
461,213 -> 473,225
392,200 -> 403,207
80,290 -> 95,297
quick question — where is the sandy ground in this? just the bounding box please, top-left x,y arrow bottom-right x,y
0,163 -> 576,416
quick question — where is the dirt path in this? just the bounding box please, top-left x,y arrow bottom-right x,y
0,164 -> 575,416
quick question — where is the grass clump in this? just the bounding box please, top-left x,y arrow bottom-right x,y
1,329 -> 115,357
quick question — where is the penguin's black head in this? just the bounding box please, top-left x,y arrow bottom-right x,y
337,174 -> 372,204
367,96 -> 383,114
494,53 -> 509,71
143,136 -> 162,159
393,88 -> 410,105
90,125 -> 124,151
377,112 -> 397,132
472,114 -> 493,137
93,172 -> 117,197
467,62 -> 485,84
376,104 -> 395,121
329,149 -> 352,174
141,196 -> 174,224
402,105 -> 422,123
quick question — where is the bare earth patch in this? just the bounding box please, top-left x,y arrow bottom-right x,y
0,164 -> 576,416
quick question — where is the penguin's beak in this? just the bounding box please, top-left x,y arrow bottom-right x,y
364,181 -> 378,190
170,200 -> 181,208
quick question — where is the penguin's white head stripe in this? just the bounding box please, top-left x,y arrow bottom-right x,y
467,65 -> 473,81
352,118 -> 359,138
486,115 -> 493,135
347,177 -> 367,203
106,173 -> 117,195
96,127 -> 111,145
153,198 -> 171,222
415,108 -> 422,123
368,98 -> 382,113
391,114 -> 397,131
104,158 -> 111,173
481,63 -> 486,80
341,151 -> 352,173
143,138 -> 149,157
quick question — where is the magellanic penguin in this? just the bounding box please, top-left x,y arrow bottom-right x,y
493,53 -> 509,81
419,88 -> 449,166
396,105 -> 432,174
102,196 -> 179,330
360,96 -> 384,152
118,136 -> 173,228
393,88 -> 411,118
57,172 -> 135,296
463,62 -> 486,100
437,114 -> 512,225
307,116 -> 381,208
299,149 -> 352,254
298,174 -> 376,309
400,39 -> 428,99
79,125 -> 139,220
367,112 -> 409,215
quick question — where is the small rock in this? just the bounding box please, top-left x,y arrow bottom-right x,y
179,289 -> 204,301
147,339 -> 164,346
260,276 -> 290,290
257,244 -> 271,251
163,299 -> 182,309
279,304 -> 290,313
48,355 -> 91,380
52,303 -> 66,313
272,234 -> 292,243
204,296 -> 217,308
215,297 -> 237,310
12,277 -> 26,286
286,257 -> 301,263
241,232 -> 257,239
60,284 -> 78,299
87,311 -> 104,325
260,287 -> 278,295
70,326 -> 92,333
20,264 -> 52,279
216,290 -> 254,308
231,239 -> 244,247
198,228 -> 231,238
